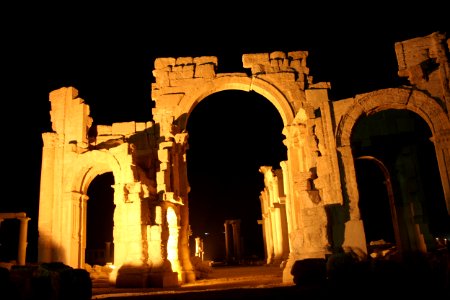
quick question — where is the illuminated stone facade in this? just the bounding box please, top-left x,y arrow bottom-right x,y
38,32 -> 450,287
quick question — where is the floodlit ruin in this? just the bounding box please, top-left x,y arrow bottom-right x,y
38,32 -> 449,287
0,213 -> 30,265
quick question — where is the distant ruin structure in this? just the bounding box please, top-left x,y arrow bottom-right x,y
0,212 -> 30,265
194,237 -> 204,261
223,219 -> 242,263
38,32 -> 449,287
259,166 -> 290,265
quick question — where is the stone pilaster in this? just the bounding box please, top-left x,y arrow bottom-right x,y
432,129 -> 450,213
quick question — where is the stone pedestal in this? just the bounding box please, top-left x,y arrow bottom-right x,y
146,272 -> 179,288
115,266 -> 180,288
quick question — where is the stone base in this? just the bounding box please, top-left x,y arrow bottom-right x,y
269,258 -> 285,267
282,250 -> 328,284
282,257 -> 295,283
146,272 -> 179,288
291,258 -> 327,286
343,220 -> 368,254
115,266 -> 179,288
115,266 -> 148,288
181,270 -> 196,283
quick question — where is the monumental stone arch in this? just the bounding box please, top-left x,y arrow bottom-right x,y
65,149 -> 120,267
38,31 -> 450,288
336,87 -> 450,253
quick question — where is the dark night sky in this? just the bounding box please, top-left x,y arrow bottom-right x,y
1,4 -> 449,262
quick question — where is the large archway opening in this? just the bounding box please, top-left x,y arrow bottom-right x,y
354,157 -> 396,246
85,172 -> 115,266
351,109 -> 448,254
186,90 -> 287,264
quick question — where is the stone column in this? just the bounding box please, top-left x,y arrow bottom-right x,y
224,221 -> 231,261
231,220 -> 241,261
282,121 -> 331,283
280,161 -> 292,249
272,205 -> 283,263
259,192 -> 274,264
166,207 -> 181,282
38,133 -> 58,263
157,141 -> 174,195
433,131 -> 450,213
112,181 -> 150,283
0,213 -> 30,265
105,242 -> 112,263
69,192 -> 88,268
279,203 -> 290,262
194,237 -> 204,260
281,124 -> 307,283
338,145 -> 367,253
174,133 -> 195,283
17,216 -> 30,265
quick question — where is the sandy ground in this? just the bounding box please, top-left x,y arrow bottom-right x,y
91,264 -> 298,299
91,263 -> 450,299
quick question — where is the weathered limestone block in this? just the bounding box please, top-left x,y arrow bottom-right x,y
293,172 -> 313,191
154,56 -> 219,87
270,51 -> 286,60
154,57 -> 176,70
302,207 -> 326,226
136,121 -> 150,132
156,171 -> 167,186
147,225 -> 163,262
49,86 -> 92,147
194,63 -> 216,78
304,226 -> 328,249
288,51 -> 308,62
170,64 -> 195,80
395,32 -> 449,100
193,56 -> 218,65
158,148 -> 170,163
96,125 -> 112,135
153,68 -> 171,88
243,51 -> 308,76
169,77 -> 208,87
242,53 -> 269,68
155,93 -> 185,108
175,57 -> 194,65
112,121 -> 136,136
342,220 -> 367,253
315,156 -> 330,178
125,182 -> 142,195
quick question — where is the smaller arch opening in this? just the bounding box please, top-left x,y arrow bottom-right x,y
352,109 -> 448,254
85,172 -> 115,266
355,157 -> 398,248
